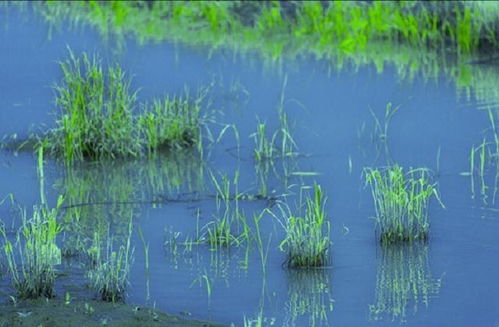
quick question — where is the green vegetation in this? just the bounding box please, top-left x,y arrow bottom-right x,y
0,197 -> 63,299
43,51 -> 205,164
87,217 -> 134,302
250,76 -> 299,198
11,1 -> 499,124
48,50 -> 139,162
278,184 -> 330,268
251,75 -> 297,162
243,316 -> 264,327
2,2 -> 497,324
32,1 -> 499,57
364,165 -> 444,244
252,120 -> 278,161
201,171 -> 250,248
251,113 -> 297,162
370,103 -> 400,147
469,109 -> 499,205
369,243 -> 441,322
138,92 -> 203,155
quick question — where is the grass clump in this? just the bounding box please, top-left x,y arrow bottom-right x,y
201,171 -> 250,248
44,51 -> 205,164
138,92 -> 203,154
279,184 -> 330,268
49,50 -> 140,163
364,165 -> 444,244
0,197 -> 63,299
87,218 -> 134,302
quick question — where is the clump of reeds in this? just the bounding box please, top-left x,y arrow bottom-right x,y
0,197 -> 63,299
279,184 -> 330,268
87,219 -> 134,302
364,165 -> 444,244
44,50 -> 205,164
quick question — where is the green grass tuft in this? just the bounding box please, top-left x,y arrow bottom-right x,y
87,217 -> 134,302
43,50 -> 205,164
138,92 -> 203,154
0,197 -> 63,299
201,171 -> 250,248
48,50 -> 140,163
279,184 -> 330,268
364,165 -> 444,244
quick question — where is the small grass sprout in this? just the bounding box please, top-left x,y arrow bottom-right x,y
204,217 -> 240,248
279,184 -> 330,268
251,111 -> 297,162
0,197 -> 63,299
252,120 -> 278,161
364,165 -> 444,244
201,171 -> 249,248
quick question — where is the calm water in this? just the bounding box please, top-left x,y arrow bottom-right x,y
1,5 -> 498,327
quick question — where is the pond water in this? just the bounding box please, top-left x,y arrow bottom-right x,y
1,4 -> 498,327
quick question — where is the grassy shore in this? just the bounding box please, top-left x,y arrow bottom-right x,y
14,1 -> 497,117
32,1 -> 499,57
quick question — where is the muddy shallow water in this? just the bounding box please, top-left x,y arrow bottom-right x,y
0,298 -> 225,327
1,4 -> 499,327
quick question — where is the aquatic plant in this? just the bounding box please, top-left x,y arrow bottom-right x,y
364,165 -> 444,244
252,120 -> 278,161
87,217 -> 134,302
43,50 -> 205,164
243,316 -> 264,327
469,110 -> 499,205
251,77 -> 297,162
370,102 -> 400,146
16,1 -> 499,122
0,197 -> 63,299
32,1 -> 498,56
201,171 -> 250,248
278,184 -> 330,268
48,50 -> 140,163
138,87 -> 207,155
251,115 -> 297,162
204,215 -> 240,248
369,243 -> 441,322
